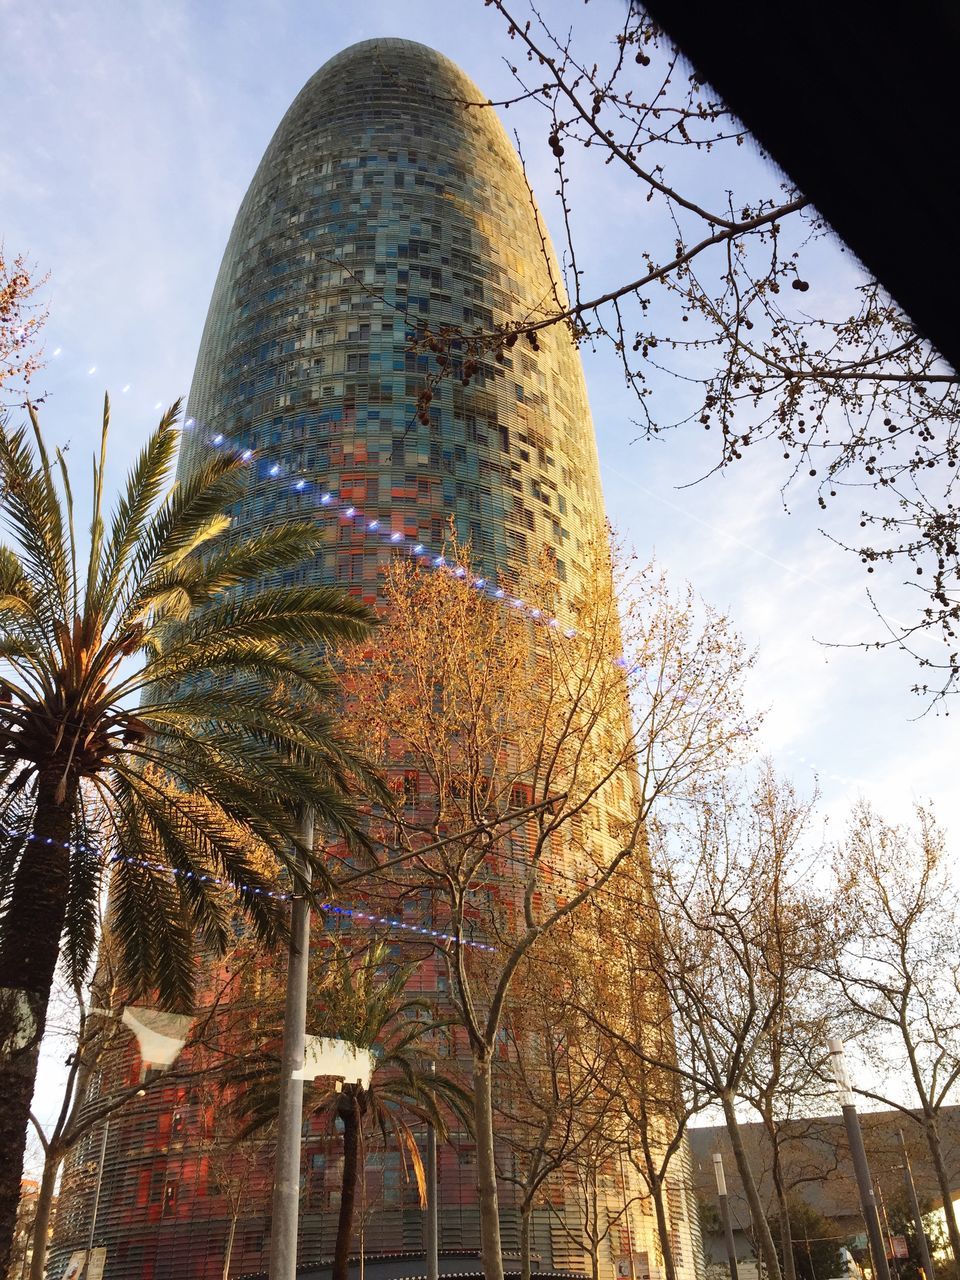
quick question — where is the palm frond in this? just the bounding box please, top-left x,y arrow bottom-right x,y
0,792 -> 34,922
60,803 -> 106,988
0,419 -> 70,621
2,404 -> 381,1042
147,521 -> 329,608
223,943 -> 470,1150
118,450 -> 249,613
54,446 -> 79,615
158,584 -> 375,655
108,853 -> 197,1011
113,765 -> 289,947
127,727 -> 377,858
83,396 -> 110,613
95,402 -> 181,617
0,544 -> 37,618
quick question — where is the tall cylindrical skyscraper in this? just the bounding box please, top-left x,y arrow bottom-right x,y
176,38 -> 605,601
50,40 -> 702,1280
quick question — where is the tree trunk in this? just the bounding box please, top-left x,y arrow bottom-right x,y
333,1093 -> 363,1280
633,1082 -> 677,1280
222,1209 -> 239,1280
768,1123 -> 796,1280
648,1177 -> 677,1280
27,1148 -> 60,1280
720,1094 -> 782,1280
775,1211 -> 795,1280
921,1114 -> 960,1278
473,1053 -> 505,1280
0,787 -> 74,1277
520,1203 -> 533,1280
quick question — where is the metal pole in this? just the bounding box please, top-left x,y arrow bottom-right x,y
426,1060 -> 439,1280
269,809 -> 314,1280
897,1130 -> 935,1280
82,1117 -> 110,1279
827,1039 -> 891,1280
713,1153 -> 740,1280
876,1179 -> 895,1267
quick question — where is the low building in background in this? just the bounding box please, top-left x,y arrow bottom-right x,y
688,1108 -> 960,1280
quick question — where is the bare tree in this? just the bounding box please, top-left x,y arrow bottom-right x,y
196,1073 -> 274,1280
568,865 -> 707,1280
735,779 -> 849,1280
497,926 -> 626,1280
612,947 -> 704,1280
546,1114 -> 639,1280
337,535 -> 754,1280
584,767 -> 836,1280
412,2 -> 960,693
835,802 -> 960,1274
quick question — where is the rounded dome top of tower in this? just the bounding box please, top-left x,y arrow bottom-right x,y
180,35 -> 605,594
313,36 -> 472,79
261,36 -> 522,189
299,37 -> 488,105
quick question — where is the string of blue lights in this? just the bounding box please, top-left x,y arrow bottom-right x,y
8,819 -> 651,932
4,831 -> 494,951
197,418 -> 579,635
26,335 -> 584,638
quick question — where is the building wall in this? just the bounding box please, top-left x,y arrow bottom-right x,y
50,39 -> 697,1280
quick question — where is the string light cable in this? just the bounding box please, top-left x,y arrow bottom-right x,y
3,830 -> 494,952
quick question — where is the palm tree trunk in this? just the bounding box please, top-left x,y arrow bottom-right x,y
28,1151 -> 60,1280
720,1093 -> 782,1280
473,1052 -> 505,1280
0,785 -> 74,1276
333,1096 -> 362,1280
920,1115 -> 960,1278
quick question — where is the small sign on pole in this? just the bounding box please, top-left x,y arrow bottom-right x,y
61,1247 -> 106,1280
292,1036 -> 375,1085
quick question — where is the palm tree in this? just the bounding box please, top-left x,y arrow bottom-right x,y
233,943 -> 472,1280
0,398 -> 379,1271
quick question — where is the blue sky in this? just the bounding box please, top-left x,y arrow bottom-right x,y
4,0 -> 958,1142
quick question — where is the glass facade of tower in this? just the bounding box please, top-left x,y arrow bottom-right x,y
49,40 -> 702,1280
176,39 -> 605,604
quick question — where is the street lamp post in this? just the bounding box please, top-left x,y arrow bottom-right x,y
712,1152 -> 740,1280
83,1120 -> 111,1276
81,1005 -> 193,1279
827,1039 -> 891,1280
425,1059 -> 439,1280
269,808 -> 315,1280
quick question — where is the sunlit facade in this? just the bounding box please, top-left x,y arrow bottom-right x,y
50,40 -> 702,1280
